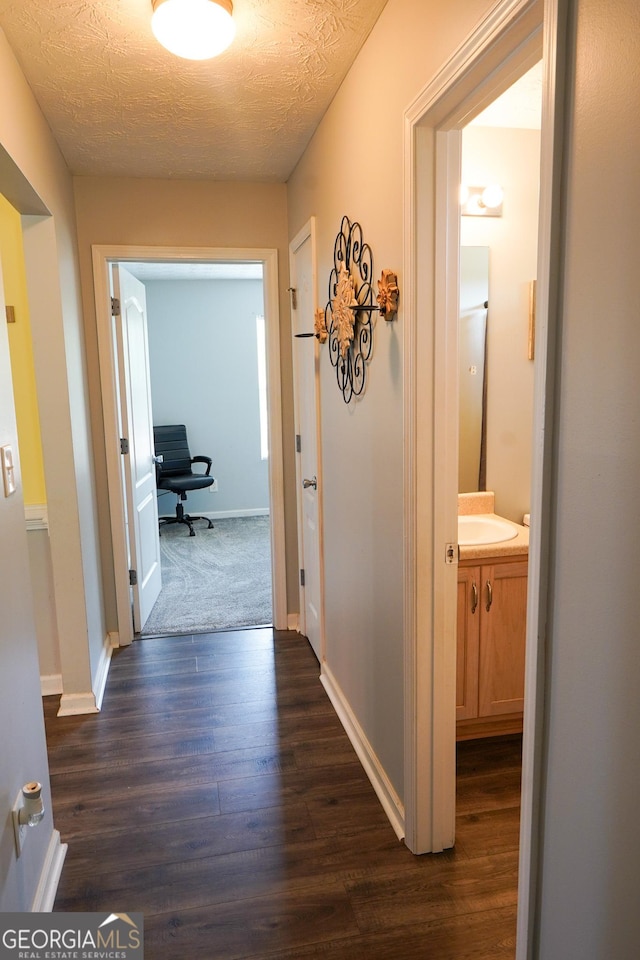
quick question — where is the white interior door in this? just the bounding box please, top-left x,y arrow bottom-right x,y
112,265 -> 162,632
290,222 -> 324,661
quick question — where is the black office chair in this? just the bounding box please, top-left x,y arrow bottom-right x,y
154,424 -> 215,537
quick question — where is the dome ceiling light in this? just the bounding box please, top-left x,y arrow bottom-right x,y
151,0 -> 235,61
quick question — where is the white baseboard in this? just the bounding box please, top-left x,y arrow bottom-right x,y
56,633 -> 114,715
93,633 -> 115,711
184,508 -> 270,520
24,503 -> 48,532
57,692 -> 99,716
40,674 -> 63,696
320,663 -> 405,842
287,613 -> 299,632
31,829 -> 67,912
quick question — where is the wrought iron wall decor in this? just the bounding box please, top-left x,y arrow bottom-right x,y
324,216 -> 399,403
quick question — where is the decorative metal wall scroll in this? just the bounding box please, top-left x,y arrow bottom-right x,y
324,216 -> 399,404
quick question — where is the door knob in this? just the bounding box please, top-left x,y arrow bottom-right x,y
303,476 -> 317,490
152,454 -> 164,464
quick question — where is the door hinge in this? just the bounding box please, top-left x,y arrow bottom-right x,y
287,287 -> 297,310
129,569 -> 138,586
296,434 -> 301,453
300,568 -> 305,587
120,437 -> 129,455
111,296 -> 121,317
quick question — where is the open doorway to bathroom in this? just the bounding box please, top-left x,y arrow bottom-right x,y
454,60 -> 542,918
124,260 -> 274,637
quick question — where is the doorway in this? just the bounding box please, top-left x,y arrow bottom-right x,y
93,244 -> 287,647
404,0 -> 565,952
123,259 -> 274,637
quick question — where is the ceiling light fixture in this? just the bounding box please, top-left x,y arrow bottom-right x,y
151,0 -> 235,61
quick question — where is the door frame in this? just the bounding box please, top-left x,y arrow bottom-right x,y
288,217 -> 326,660
403,0 -> 567,953
93,244 -> 287,645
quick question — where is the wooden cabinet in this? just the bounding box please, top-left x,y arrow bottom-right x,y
457,555 -> 528,739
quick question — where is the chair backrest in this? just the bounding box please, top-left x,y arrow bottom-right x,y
154,424 -> 193,477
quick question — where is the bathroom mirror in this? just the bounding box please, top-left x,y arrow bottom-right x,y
459,246 -> 489,493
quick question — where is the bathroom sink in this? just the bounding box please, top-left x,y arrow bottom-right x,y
458,514 -> 519,546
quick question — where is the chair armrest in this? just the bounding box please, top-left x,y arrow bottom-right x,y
191,455 -> 212,476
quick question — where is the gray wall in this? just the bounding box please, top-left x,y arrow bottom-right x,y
535,0 -> 640,954
146,278 -> 269,516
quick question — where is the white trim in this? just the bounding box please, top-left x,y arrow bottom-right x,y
289,218 -> 326,661
516,1 -> 568,954
404,0 -> 559,913
287,613 -> 299,632
24,504 -> 48,531
158,507 -> 270,521
40,674 -> 62,696
404,0 -> 564,952
93,633 -> 115,711
321,664 -> 405,841
31,829 -> 67,912
92,244 -> 288,641
57,692 -> 99,716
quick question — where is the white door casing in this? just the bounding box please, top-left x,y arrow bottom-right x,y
404,0 -> 564,955
290,219 -> 324,661
94,245 -> 287,646
111,265 -> 162,632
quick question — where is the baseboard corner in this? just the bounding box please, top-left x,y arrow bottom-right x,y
57,691 -> 100,717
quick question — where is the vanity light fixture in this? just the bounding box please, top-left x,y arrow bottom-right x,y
151,0 -> 235,60
460,184 -> 504,217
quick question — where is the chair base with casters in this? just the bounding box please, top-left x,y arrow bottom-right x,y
154,424 -> 215,537
158,496 -> 214,538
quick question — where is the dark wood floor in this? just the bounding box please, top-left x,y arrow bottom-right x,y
45,628 -> 521,959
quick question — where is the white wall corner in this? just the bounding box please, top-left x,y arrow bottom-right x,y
40,674 -> 63,697
24,503 -> 49,532
31,829 -> 67,912
287,612 -> 299,633
320,664 -> 405,842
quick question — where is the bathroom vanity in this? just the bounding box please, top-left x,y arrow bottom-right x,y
457,493 -> 529,740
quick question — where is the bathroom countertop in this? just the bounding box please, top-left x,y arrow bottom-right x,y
458,492 -> 529,560
459,517 -> 529,561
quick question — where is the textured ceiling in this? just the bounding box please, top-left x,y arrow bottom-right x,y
0,0 -> 388,181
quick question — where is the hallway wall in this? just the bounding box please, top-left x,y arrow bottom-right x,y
287,0 -> 495,804
534,0 -> 640,954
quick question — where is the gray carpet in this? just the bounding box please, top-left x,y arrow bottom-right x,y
141,515 -> 272,635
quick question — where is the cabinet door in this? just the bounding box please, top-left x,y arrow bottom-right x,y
456,566 -> 480,720
478,560 -> 528,716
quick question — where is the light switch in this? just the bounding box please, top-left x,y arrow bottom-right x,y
1,444 -> 17,497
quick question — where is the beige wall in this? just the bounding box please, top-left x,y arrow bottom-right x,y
0,27 -> 106,705
72,177 -> 298,620
461,124 -> 540,523
287,0 -> 495,800
0,25 -> 105,909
